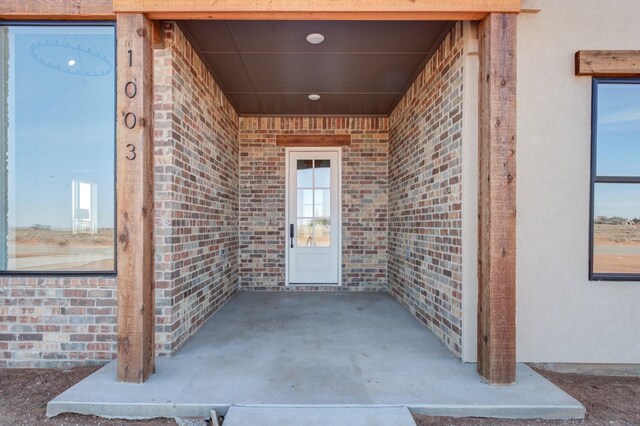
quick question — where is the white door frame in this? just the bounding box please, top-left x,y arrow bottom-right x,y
285,147 -> 342,287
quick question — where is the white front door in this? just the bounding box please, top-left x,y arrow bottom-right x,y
287,149 -> 340,285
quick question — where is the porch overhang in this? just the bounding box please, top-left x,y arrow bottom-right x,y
0,0 -> 520,387
113,0 -> 521,21
0,0 -> 522,21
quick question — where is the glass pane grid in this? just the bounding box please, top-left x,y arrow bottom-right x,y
296,158 -> 331,248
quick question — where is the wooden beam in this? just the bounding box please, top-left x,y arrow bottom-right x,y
113,0 -> 521,20
477,13 -> 517,385
0,0 -> 115,20
575,50 -> 640,77
152,20 -> 165,49
1,0 -> 521,20
116,13 -> 155,383
146,12 -> 488,20
520,0 -> 542,13
276,134 -> 351,147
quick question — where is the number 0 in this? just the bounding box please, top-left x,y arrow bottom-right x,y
124,112 -> 136,129
125,81 -> 137,99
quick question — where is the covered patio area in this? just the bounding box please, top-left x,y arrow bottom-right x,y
48,292 -> 584,420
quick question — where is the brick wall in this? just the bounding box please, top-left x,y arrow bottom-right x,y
154,23 -> 240,355
1,21 -> 465,366
0,22 -> 240,366
239,117 -> 388,291
0,277 -> 116,367
388,23 -> 465,357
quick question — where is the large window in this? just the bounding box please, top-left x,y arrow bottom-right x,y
590,79 -> 640,280
0,24 -> 115,273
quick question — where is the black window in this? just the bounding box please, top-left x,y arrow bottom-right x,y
590,79 -> 640,280
0,23 -> 116,274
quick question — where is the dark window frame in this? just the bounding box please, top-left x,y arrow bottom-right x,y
589,78 -> 640,281
0,21 -> 117,277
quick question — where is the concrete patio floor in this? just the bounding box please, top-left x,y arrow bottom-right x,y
47,292 -> 585,420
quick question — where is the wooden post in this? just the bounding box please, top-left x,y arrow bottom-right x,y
477,13 -> 517,385
116,13 -> 155,383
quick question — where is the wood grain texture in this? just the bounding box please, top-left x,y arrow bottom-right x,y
477,13 -> 517,385
276,134 -> 351,147
116,13 -> 155,383
147,11 -> 490,20
575,50 -> 640,77
0,0 -> 115,19
113,0 -> 520,20
1,0 -> 519,20
152,20 -> 165,49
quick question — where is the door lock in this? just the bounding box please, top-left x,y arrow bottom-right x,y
290,224 -> 294,248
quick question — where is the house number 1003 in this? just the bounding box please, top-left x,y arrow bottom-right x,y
124,48 -> 137,160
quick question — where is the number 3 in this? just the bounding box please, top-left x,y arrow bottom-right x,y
126,144 -> 136,160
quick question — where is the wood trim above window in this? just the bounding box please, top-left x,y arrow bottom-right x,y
0,0 -> 116,20
276,135 -> 351,147
576,50 -> 640,77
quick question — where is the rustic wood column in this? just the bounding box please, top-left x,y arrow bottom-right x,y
116,13 -> 155,383
477,13 -> 517,385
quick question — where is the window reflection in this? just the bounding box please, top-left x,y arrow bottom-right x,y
314,219 -> 331,247
593,184 -> 640,275
295,158 -> 331,248
0,25 -> 115,272
297,189 -> 313,218
314,159 -> 331,188
297,219 -> 313,247
596,84 -> 640,177
296,160 -> 313,188
314,189 -> 330,217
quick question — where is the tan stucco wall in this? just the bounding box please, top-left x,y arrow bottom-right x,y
515,0 -> 640,363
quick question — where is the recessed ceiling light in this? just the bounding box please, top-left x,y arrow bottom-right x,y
308,94 -> 321,101
68,59 -> 76,66
306,33 -> 325,45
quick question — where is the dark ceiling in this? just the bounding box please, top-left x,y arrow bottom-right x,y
180,20 -> 452,116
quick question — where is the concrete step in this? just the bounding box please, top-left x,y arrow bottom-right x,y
222,406 -> 416,426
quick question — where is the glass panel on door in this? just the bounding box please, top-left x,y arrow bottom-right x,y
296,159 -> 331,248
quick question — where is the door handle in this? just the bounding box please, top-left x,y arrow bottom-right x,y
290,224 -> 294,248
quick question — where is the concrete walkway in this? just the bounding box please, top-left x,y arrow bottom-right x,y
223,407 -> 417,426
47,292 -> 585,420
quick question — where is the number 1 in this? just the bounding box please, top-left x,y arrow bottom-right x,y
127,49 -> 132,67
